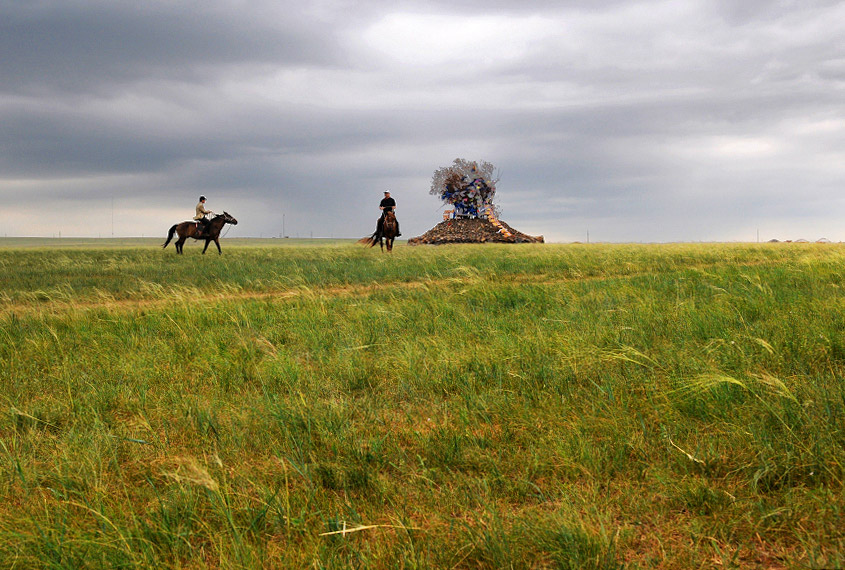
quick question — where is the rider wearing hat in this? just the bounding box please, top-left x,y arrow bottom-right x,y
194,196 -> 212,234
377,190 -> 401,237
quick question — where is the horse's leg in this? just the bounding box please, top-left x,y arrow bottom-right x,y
177,226 -> 193,253
387,237 -> 393,252
214,238 -> 221,254
202,238 -> 211,254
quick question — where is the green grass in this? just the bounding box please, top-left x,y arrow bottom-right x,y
0,240 -> 843,568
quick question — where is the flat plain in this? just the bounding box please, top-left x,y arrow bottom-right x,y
0,239 -> 842,568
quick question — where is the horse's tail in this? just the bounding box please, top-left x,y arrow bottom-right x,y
162,224 -> 178,248
357,232 -> 378,247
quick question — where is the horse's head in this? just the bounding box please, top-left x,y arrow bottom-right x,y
382,210 -> 398,237
220,211 -> 238,225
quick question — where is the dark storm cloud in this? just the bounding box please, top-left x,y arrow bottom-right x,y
0,1 -> 342,93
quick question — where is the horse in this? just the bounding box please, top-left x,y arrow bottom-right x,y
162,212 -> 238,254
359,210 -> 398,252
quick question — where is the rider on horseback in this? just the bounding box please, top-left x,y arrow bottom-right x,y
377,191 -> 401,237
194,196 -> 212,235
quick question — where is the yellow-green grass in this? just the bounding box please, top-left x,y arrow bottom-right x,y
0,241 -> 843,568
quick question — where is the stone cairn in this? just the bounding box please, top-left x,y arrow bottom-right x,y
408,158 -> 544,245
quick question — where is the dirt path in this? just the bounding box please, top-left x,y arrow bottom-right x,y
0,259 -> 779,320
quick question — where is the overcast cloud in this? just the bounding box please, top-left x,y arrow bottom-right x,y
1,0 -> 843,242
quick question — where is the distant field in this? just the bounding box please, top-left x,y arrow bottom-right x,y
0,237 -> 357,249
0,241 -> 842,568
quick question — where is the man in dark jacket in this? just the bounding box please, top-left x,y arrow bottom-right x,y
377,190 -> 401,237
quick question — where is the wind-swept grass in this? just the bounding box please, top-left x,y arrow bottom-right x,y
0,241 -> 843,568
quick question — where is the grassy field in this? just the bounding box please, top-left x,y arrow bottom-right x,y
0,239 -> 843,568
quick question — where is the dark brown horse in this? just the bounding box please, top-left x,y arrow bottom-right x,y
163,212 -> 238,254
359,211 -> 398,252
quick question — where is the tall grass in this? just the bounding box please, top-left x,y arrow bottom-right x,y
0,241 -> 843,568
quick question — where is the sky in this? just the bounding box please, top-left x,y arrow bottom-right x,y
1,0 -> 843,243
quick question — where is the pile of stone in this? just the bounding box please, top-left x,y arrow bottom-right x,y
408,218 -> 544,245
